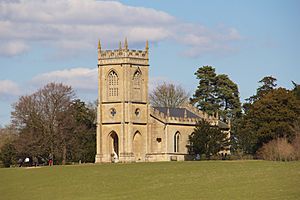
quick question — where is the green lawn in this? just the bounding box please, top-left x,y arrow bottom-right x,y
0,161 -> 299,200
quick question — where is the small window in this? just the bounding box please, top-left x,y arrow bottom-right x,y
156,138 -> 162,143
135,108 -> 140,117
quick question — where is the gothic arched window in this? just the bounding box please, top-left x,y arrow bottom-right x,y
133,70 -> 141,89
132,70 -> 142,100
174,132 -> 180,152
108,70 -> 118,97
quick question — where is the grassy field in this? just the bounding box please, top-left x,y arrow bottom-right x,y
0,160 -> 299,200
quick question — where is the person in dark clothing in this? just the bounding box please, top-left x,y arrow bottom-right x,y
32,156 -> 38,167
18,158 -> 23,167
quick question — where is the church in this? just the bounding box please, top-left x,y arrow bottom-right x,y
95,39 -> 230,163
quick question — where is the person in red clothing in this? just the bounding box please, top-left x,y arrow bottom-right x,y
48,153 -> 53,166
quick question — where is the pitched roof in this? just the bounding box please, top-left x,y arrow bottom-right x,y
152,106 -> 230,129
153,107 -> 199,118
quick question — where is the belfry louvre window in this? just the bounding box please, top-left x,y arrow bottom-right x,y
108,71 -> 118,97
133,71 -> 141,89
132,70 -> 142,100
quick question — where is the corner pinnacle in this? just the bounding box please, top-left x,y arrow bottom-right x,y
145,40 -> 149,52
98,39 -> 101,50
124,37 -> 128,50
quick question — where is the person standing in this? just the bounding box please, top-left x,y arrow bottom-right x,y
18,158 -> 23,167
33,156 -> 38,167
48,153 -> 53,166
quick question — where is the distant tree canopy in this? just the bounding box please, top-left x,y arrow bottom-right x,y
191,66 -> 241,120
10,83 -> 96,165
149,82 -> 189,108
0,143 -> 16,167
1,70 -> 299,166
0,126 -> 18,167
235,76 -> 300,154
60,99 -> 96,163
246,76 -> 277,105
292,81 -> 300,100
0,126 -> 17,151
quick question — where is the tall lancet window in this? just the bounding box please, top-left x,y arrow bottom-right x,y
174,132 -> 180,152
108,70 -> 119,97
133,70 -> 142,100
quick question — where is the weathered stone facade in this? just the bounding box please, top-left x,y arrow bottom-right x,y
95,39 -> 230,163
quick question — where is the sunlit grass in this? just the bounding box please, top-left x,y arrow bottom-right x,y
0,160 -> 299,200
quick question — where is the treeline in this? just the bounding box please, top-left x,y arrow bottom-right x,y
0,83 -> 96,167
233,78 -> 300,161
1,66 -> 299,167
187,66 -> 300,161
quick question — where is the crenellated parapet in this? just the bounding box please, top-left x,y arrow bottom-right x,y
149,107 -> 166,123
149,105 -> 225,127
99,49 -> 148,59
97,38 -> 149,66
182,103 -> 219,124
150,107 -> 199,125
167,116 -> 198,123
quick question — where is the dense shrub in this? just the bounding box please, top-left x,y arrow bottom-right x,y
258,138 -> 295,161
0,143 -> 17,167
187,119 -> 230,160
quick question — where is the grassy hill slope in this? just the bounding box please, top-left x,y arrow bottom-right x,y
0,161 -> 299,200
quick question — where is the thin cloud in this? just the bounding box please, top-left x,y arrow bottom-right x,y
31,68 -> 174,95
1,67 -> 179,101
0,0 -> 242,58
0,68 -> 97,103
31,67 -> 98,93
0,80 -> 21,101
0,41 -> 29,56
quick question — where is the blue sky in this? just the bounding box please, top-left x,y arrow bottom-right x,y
0,0 -> 299,126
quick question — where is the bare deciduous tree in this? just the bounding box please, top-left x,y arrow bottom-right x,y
149,82 -> 189,108
258,138 -> 295,161
11,82 -> 75,164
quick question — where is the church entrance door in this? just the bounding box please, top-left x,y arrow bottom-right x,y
133,132 -> 142,161
109,132 -> 119,157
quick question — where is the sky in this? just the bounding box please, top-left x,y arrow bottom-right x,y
0,0 -> 299,126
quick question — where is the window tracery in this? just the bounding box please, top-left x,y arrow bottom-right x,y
108,70 -> 118,97
132,70 -> 142,100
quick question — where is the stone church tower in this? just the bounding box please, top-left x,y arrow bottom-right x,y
95,39 -> 230,163
95,39 -> 150,163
